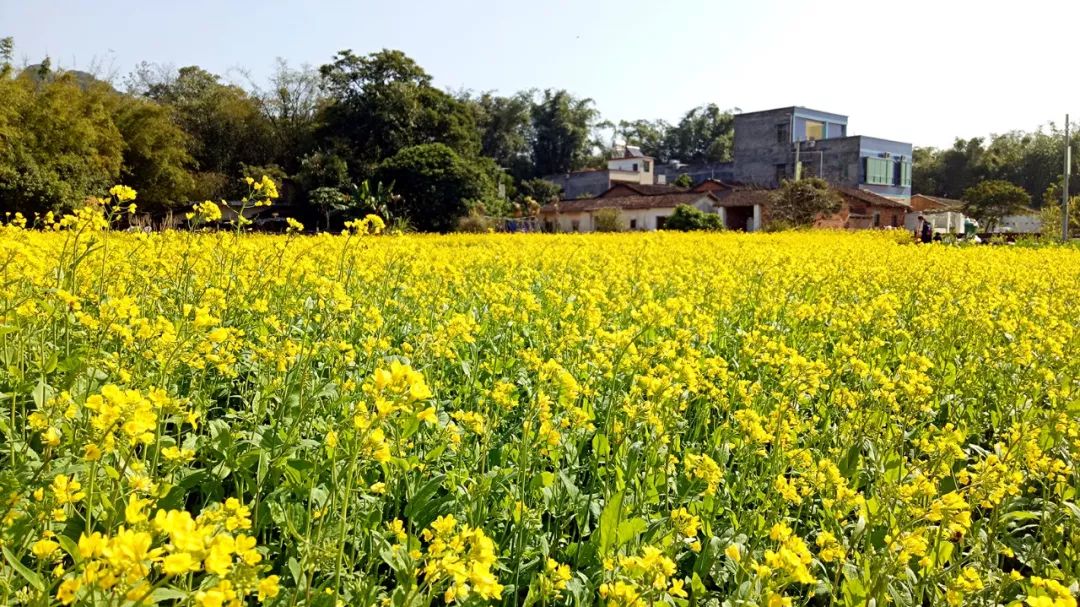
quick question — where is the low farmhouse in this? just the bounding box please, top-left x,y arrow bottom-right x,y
538,179 -> 911,233
539,183 -> 719,232
822,187 -> 910,229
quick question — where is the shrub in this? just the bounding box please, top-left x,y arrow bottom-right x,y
593,208 -> 623,232
768,178 -> 841,228
664,204 -> 723,231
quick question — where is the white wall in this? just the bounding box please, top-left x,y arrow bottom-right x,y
906,211 -> 965,234
541,197 -> 717,232
607,157 -> 653,185
996,214 -> 1042,234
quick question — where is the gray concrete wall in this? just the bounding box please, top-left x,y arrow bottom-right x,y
544,171 -> 611,199
732,108 -> 794,186
655,162 -> 735,185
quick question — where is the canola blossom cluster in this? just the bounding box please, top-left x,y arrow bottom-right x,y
0,189 -> 1078,606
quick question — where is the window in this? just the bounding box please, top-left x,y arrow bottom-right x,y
899,160 -> 912,187
632,163 -> 638,172
629,219 -> 638,229
873,212 -> 881,227
775,164 -> 787,184
643,160 -> 650,172
571,219 -> 580,232
805,120 -> 824,141
776,123 -> 789,144
864,157 -> 894,185
891,214 -> 900,227
656,216 -> 668,230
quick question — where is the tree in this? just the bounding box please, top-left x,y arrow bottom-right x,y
664,104 -> 734,164
374,143 -> 495,232
617,119 -> 670,161
132,65 -> 273,199
308,187 -> 354,231
0,37 -> 13,78
0,74 -> 123,214
517,178 -> 562,204
461,91 -> 534,179
250,59 -> 325,174
1039,195 -> 1080,239
962,180 -> 1031,232
110,95 -> 194,210
673,173 -> 693,188
319,50 -> 480,179
664,204 -> 723,231
297,151 -> 350,192
768,178 -> 841,228
530,89 -> 598,176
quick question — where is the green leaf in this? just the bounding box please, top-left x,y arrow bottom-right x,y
149,588 -> 189,603
616,517 -> 646,547
405,474 -> 446,520
2,545 -> 44,592
841,574 -> 867,607
597,490 -> 624,555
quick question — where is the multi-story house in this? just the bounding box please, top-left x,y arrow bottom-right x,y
730,106 -> 912,200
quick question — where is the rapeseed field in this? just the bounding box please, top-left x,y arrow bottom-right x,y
1,192 -> 1078,606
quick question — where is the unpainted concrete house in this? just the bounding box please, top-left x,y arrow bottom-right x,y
541,106 -> 915,231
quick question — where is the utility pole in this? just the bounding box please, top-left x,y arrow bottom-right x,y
1064,114 -> 1071,242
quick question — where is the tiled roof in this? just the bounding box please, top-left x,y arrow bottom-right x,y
712,188 -> 773,207
912,194 -> 963,209
599,183 -> 689,197
691,178 -> 747,192
834,186 -> 911,209
540,192 -> 718,213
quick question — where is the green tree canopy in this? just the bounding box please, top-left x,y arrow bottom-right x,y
530,89 -> 598,176
132,65 -> 273,199
0,74 -> 123,214
110,95 -> 194,210
664,104 -> 734,164
962,180 -> 1031,232
374,143 -> 495,232
319,50 -> 480,179
617,119 -> 670,161
461,91 -> 534,179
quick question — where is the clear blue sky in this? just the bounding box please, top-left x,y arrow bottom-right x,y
4,0 -> 1077,148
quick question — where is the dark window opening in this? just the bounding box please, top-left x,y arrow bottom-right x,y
656,216 -> 668,230
629,219 -> 637,229
775,164 -> 787,184
776,123 -> 789,144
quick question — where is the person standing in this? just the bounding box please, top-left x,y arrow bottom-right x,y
916,215 -> 933,243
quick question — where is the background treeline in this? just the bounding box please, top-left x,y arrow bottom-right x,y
0,37 -> 740,230
913,128 -> 1080,207
1,35 -> 1077,231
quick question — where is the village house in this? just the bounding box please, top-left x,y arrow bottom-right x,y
545,105 -> 914,205
537,179 -> 910,233
538,183 -> 717,232
544,145 -> 661,199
